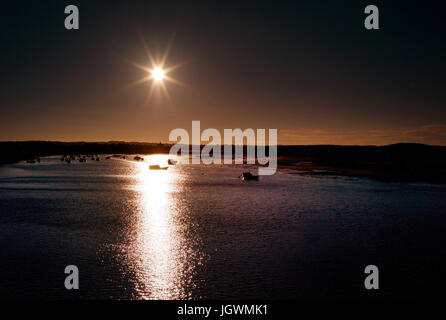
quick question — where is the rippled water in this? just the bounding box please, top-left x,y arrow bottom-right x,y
0,155 -> 445,299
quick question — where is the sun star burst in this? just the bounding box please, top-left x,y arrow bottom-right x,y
125,35 -> 186,104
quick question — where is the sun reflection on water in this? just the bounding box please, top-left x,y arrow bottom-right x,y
126,155 -> 201,299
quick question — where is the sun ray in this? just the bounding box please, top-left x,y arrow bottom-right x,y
160,33 -> 176,68
146,82 -> 156,105
126,75 -> 152,89
160,81 -> 173,105
164,75 -> 188,88
139,34 -> 157,68
163,63 -> 185,74
125,58 -> 152,73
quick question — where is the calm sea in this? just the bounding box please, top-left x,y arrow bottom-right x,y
0,155 -> 445,299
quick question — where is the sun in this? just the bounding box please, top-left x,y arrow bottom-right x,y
152,67 -> 165,82
125,35 -> 186,104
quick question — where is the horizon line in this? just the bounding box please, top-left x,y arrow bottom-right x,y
1,140 -> 446,148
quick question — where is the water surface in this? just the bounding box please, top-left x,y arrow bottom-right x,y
0,155 -> 445,299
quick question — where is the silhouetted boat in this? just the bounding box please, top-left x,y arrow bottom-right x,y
240,172 -> 259,181
134,156 -> 144,161
149,165 -> 168,170
168,159 -> 177,165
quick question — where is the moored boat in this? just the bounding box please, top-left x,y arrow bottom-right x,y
149,164 -> 168,170
240,172 -> 259,181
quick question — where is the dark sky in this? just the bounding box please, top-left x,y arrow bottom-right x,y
1,0 -> 445,145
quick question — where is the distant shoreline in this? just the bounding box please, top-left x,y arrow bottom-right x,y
0,141 -> 172,165
1,141 -> 446,183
